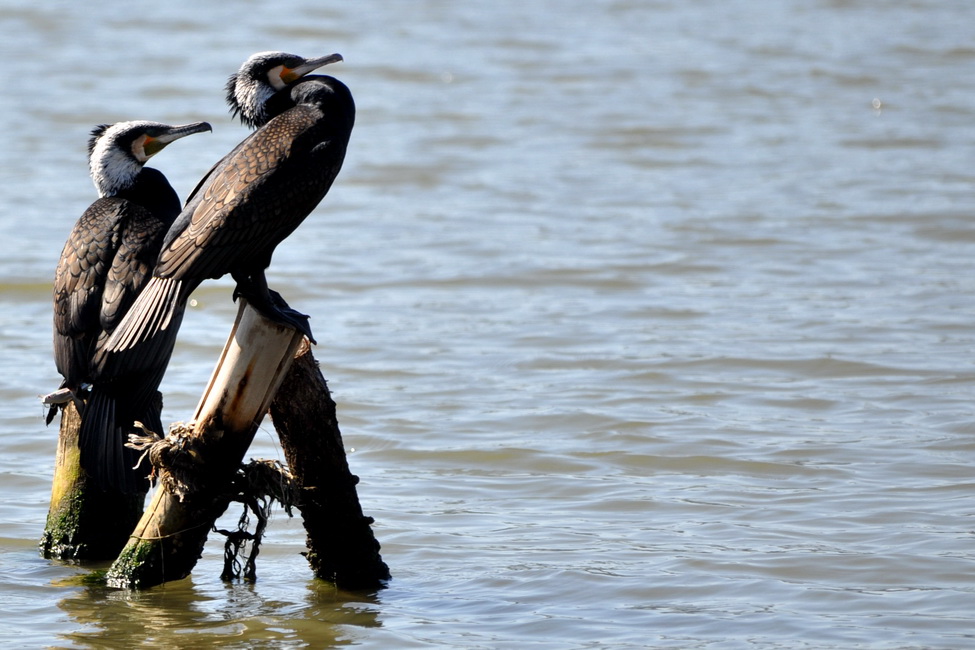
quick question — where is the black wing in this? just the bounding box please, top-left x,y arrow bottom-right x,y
155,104 -> 343,284
52,198 -> 127,387
99,204 -> 170,335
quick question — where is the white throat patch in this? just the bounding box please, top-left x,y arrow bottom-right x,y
89,122 -> 148,197
234,75 -> 277,126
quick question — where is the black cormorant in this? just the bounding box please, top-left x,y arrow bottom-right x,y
92,51 -> 354,440
178,52 -> 347,207
50,120 -> 211,493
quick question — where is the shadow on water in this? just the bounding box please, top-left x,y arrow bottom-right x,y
55,570 -> 383,647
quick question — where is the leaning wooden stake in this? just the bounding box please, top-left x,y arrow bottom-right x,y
270,344 -> 390,589
40,400 -> 147,560
105,300 -> 304,589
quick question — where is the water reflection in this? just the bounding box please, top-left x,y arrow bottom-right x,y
57,573 -> 382,647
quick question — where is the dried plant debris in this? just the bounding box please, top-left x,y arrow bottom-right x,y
217,459 -> 298,582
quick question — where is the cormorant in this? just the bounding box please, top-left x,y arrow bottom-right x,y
50,120 -> 211,493
92,51 -> 354,438
178,52 -> 347,208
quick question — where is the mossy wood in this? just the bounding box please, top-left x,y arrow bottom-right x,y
40,400 -> 147,560
105,300 -> 304,589
269,345 -> 390,589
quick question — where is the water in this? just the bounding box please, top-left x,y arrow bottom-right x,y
1,0 -> 974,647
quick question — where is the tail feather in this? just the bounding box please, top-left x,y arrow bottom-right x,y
81,274 -> 185,494
79,387 -> 154,494
93,276 -> 186,380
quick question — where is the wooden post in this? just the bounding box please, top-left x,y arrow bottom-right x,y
40,400 -> 147,560
269,344 -> 390,589
105,300 -> 304,589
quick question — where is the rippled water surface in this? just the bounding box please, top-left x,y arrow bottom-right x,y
2,1 -> 975,648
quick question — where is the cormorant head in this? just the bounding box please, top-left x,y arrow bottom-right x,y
88,121 -> 212,197
226,51 -> 344,129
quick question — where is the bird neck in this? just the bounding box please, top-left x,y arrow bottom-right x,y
113,168 -> 182,222
289,75 -> 356,133
229,77 -> 277,129
90,142 -> 143,197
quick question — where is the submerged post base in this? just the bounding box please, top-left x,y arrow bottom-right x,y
41,400 -> 147,561
270,344 -> 390,590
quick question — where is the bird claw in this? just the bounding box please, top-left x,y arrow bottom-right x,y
274,306 -> 316,343
264,289 -> 316,343
235,285 -> 317,343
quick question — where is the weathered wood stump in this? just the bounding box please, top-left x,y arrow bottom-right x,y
40,400 -> 147,560
270,343 -> 390,589
105,300 -> 304,589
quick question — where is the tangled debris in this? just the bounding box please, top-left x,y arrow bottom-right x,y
126,424 -> 299,581
217,459 -> 299,582
126,421 -> 201,501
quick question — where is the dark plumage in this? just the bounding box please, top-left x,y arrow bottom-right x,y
92,52 -> 354,434
50,120 -> 211,493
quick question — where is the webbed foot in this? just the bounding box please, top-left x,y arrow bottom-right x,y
234,280 -> 316,343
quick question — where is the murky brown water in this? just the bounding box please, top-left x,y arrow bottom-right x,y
2,1 -> 975,647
